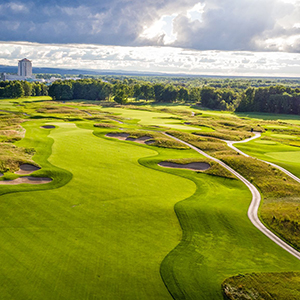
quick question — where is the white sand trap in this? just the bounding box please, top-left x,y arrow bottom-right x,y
0,176 -> 52,185
158,161 -> 210,171
15,164 -> 41,175
106,133 -> 153,144
41,125 -> 55,129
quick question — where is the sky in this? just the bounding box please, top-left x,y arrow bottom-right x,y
0,0 -> 299,76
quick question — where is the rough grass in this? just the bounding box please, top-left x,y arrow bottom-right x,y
261,198 -> 300,250
0,114 -> 34,172
234,137 -> 300,250
103,129 -> 191,150
219,155 -> 300,199
167,130 -> 234,155
194,129 -> 252,141
94,123 -> 117,128
222,272 -> 300,300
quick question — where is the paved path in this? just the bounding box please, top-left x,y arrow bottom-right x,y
163,132 -> 300,260
227,133 -> 300,185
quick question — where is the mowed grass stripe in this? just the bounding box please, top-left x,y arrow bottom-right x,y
157,170 -> 300,300
0,122 -> 196,300
138,146 -> 300,299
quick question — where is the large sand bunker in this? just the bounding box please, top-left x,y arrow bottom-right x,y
158,161 -> 210,171
41,125 -> 55,129
106,133 -> 154,144
0,176 -> 52,185
15,164 -> 41,175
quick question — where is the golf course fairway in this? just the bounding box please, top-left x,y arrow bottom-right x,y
1,118 -> 300,299
0,121 -> 195,299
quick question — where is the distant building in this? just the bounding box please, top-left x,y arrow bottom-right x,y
1,58 -> 36,81
1,73 -> 27,81
18,58 -> 32,77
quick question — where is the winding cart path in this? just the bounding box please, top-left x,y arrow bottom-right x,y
164,132 -> 300,260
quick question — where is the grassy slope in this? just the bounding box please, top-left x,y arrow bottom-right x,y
235,138 -> 300,250
222,272 -> 300,300
157,172 -> 300,299
0,121 -> 196,300
235,139 -> 300,178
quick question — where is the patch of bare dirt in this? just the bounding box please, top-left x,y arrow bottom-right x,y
15,164 -> 41,175
158,161 -> 211,171
0,176 -> 52,185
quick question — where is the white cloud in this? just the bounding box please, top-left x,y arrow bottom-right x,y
0,41 -> 299,77
140,14 -> 178,44
187,2 -> 205,22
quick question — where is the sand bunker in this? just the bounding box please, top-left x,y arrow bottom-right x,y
106,133 -> 153,144
0,176 -> 52,185
15,164 -> 41,175
106,133 -> 129,140
41,125 -> 55,129
158,161 -> 210,171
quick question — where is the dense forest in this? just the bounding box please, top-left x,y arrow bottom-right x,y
0,80 -> 48,98
1,77 -> 300,115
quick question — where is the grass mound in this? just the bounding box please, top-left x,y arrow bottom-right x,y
222,272 -> 300,300
261,198 -> 300,250
194,129 -> 252,141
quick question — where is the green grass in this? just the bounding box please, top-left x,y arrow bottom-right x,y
234,135 -> 300,250
159,172 -> 300,299
2,99 -> 300,299
222,272 -> 300,299
235,137 -> 300,180
0,121 -> 197,299
101,107 -> 211,131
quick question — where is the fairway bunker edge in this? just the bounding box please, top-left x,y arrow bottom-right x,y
158,161 -> 211,171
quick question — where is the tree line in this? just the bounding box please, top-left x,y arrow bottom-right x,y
0,80 -> 48,98
1,78 -> 300,115
236,86 -> 300,114
47,79 -> 243,110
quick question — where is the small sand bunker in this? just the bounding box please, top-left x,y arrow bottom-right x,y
15,164 -> 41,175
158,161 -> 210,171
0,176 -> 52,185
41,125 -> 55,129
106,133 -> 129,140
106,133 -> 153,144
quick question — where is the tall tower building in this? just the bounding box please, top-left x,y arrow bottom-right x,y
18,58 -> 32,77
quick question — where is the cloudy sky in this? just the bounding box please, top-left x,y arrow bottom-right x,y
0,0 -> 299,76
